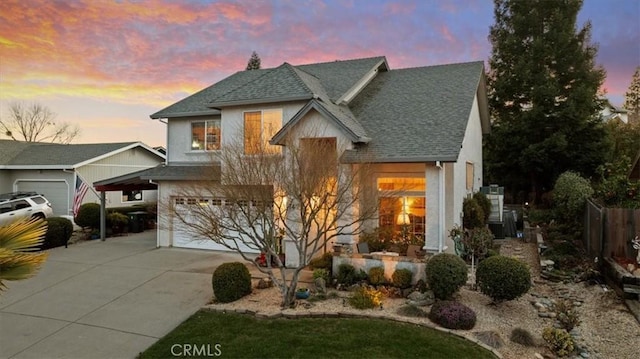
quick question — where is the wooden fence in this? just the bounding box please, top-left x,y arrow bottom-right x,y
584,199 -> 640,260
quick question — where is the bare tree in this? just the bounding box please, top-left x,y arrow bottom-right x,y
0,102 -> 80,143
166,132 -> 380,307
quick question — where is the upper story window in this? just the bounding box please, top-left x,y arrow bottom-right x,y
191,120 -> 221,151
244,109 -> 282,155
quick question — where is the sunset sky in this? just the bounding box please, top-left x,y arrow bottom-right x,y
1,0 -> 638,147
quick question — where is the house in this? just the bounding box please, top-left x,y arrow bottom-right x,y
100,56 -> 489,263
600,98 -> 629,124
0,140 -> 165,216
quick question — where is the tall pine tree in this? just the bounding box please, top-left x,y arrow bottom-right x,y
246,51 -> 261,70
485,0 -> 607,203
623,67 -> 640,123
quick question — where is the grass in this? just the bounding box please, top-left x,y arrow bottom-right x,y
139,310 -> 497,359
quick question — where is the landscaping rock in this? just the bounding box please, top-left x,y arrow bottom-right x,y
473,330 -> 504,349
406,290 -> 434,306
256,278 -> 273,289
314,277 -> 327,294
633,268 -> 640,277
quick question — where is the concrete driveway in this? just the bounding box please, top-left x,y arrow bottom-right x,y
0,231 -> 246,359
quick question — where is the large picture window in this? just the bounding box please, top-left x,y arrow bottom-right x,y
377,178 -> 426,239
244,109 -> 282,154
191,120 -> 221,151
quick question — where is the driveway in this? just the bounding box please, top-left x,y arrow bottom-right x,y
0,231 -> 246,359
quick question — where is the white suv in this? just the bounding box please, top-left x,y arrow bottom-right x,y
0,192 -> 54,227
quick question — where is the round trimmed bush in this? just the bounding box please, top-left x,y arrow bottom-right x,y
212,262 -> 252,303
477,255 -> 531,302
336,263 -> 357,285
74,203 -> 101,229
368,266 -> 386,285
425,253 -> 468,300
392,268 -> 413,289
43,217 -> 73,249
429,300 -> 477,330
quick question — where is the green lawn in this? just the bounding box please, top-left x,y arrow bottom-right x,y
139,310 -> 496,359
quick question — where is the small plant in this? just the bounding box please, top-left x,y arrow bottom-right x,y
312,268 -> 329,282
74,203 -> 101,229
554,300 -> 581,331
391,268 -> 413,289
336,263 -> 357,285
476,255 -> 531,302
0,218 -> 49,292
211,262 -> 252,303
464,227 -> 494,260
510,327 -> 537,347
429,300 -> 476,330
425,253 -> 468,300
348,286 -> 384,309
368,266 -> 386,285
473,192 -> 492,224
542,327 -> 575,357
43,217 -> 73,249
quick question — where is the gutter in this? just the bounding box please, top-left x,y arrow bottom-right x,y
436,161 -> 445,253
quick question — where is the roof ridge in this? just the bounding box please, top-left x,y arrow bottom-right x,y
282,63 -> 316,97
390,60 -> 484,72
296,55 -> 386,67
210,66 -> 284,103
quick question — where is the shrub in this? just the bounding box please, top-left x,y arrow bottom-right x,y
211,262 -> 252,303
348,286 -> 384,309
429,300 -> 476,330
74,203 -> 101,229
553,171 -> 593,226
107,212 -> 129,233
43,217 -> 73,249
473,192 -> 492,224
312,268 -> 329,282
391,268 -> 413,289
359,227 -> 395,252
510,327 -> 536,347
309,252 -> 333,272
425,253 -> 468,300
542,327 -> 575,357
336,263 -> 357,286
464,227 -> 494,260
462,197 -> 484,229
368,266 -> 386,285
476,255 -> 531,302
554,300 -> 581,331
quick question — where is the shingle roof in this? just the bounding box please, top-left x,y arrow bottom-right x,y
0,140 -> 151,167
94,164 -> 220,189
150,70 -> 267,119
343,61 -> 485,162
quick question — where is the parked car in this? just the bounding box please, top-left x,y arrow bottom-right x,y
0,192 -> 54,227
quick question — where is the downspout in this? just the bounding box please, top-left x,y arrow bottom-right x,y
436,161 -> 445,253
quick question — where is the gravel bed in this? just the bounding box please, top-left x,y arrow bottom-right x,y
205,239 -> 640,359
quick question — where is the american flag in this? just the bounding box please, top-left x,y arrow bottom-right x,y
72,175 -> 89,217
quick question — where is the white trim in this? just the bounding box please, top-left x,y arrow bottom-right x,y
13,178 -> 70,215
337,58 -> 387,105
121,189 -> 144,204
83,164 -> 160,168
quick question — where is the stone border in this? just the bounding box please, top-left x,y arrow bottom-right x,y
201,305 -> 503,358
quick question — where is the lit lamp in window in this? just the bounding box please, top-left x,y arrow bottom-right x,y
396,212 -> 410,225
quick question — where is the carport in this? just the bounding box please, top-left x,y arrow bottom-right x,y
93,167 -> 159,241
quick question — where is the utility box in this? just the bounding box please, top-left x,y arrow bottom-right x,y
128,211 -> 147,233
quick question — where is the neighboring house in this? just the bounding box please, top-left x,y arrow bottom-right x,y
600,98 -> 629,124
99,56 -> 489,261
0,140 -> 165,216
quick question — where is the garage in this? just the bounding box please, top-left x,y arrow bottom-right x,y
16,180 -> 69,216
172,200 -> 260,254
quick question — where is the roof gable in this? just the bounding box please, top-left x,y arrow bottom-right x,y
344,61 -> 486,163
0,140 -> 165,168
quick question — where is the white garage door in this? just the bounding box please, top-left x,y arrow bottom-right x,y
16,180 -> 69,216
172,199 -> 260,253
